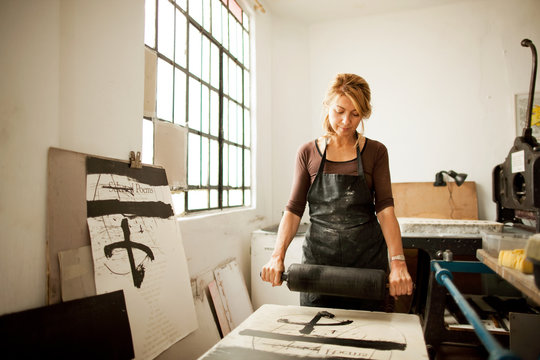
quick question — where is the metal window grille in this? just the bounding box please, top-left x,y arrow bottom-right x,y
143,0 -> 251,214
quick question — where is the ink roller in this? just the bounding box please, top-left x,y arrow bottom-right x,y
279,263 -> 386,301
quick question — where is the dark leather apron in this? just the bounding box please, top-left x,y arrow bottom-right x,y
301,139 -> 388,310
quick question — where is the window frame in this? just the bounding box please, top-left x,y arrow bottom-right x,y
144,0 -> 252,215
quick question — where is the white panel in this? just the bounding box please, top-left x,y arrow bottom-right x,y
213,259 -> 254,330
154,120 -> 188,188
250,230 -> 304,309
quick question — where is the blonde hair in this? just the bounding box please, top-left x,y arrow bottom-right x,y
322,73 -> 372,143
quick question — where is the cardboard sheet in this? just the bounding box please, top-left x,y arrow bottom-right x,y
213,260 -> 254,331
47,147 -> 92,304
154,120 -> 188,189
58,245 -> 96,302
144,48 -> 157,118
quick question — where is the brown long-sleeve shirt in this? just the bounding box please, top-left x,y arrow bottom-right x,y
285,138 -> 394,218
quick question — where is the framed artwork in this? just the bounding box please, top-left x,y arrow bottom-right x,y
515,92 -> 540,140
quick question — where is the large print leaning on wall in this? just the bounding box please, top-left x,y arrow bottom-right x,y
261,73 -> 413,311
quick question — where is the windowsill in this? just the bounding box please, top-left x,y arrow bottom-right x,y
176,205 -> 257,223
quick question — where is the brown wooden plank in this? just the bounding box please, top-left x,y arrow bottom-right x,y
392,181 -> 478,220
47,147 -> 91,305
208,280 -> 231,337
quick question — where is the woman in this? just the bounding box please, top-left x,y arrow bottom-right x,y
261,73 -> 413,311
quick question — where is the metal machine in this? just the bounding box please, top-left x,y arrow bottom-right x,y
493,39 -> 540,233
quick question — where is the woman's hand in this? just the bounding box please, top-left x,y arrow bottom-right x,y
388,260 -> 413,298
261,255 -> 285,287
261,212 -> 301,287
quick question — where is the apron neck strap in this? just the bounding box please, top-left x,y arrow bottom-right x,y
356,145 -> 364,176
317,138 -> 328,174
318,138 -> 365,177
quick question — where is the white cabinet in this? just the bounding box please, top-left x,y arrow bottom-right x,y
250,225 -> 307,309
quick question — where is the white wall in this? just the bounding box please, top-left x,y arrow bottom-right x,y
0,0 -> 60,313
0,0 -> 147,315
58,0 -> 145,158
269,0 -> 540,222
269,17 -> 313,224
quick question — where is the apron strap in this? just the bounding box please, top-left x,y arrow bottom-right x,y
356,145 -> 364,178
318,138 -> 366,178
316,139 -> 328,175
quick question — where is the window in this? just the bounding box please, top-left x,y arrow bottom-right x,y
143,0 -> 251,214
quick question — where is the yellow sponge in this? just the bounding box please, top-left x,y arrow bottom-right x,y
498,249 -> 533,273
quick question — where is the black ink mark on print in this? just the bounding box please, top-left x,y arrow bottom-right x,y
278,311 -> 353,335
239,329 -> 407,351
104,218 -> 155,288
87,200 -> 173,218
86,157 -> 168,186
102,184 -> 135,196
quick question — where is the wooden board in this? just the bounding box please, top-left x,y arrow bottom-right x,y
198,304 -> 428,359
392,182 -> 478,220
208,280 -> 232,337
47,147 -> 93,304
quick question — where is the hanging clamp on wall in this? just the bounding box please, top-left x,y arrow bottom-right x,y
129,151 -> 142,169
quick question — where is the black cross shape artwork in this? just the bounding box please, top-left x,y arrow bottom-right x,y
278,311 -> 353,334
239,310 -> 407,352
104,218 -> 155,288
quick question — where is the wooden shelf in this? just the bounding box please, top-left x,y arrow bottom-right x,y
476,249 -> 540,306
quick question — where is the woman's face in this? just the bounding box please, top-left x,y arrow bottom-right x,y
328,95 -> 362,138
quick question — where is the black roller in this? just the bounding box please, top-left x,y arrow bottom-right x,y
281,263 -> 386,301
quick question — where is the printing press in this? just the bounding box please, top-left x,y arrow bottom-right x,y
493,39 -> 540,233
